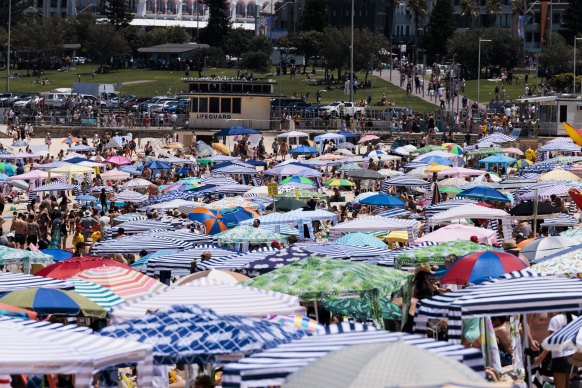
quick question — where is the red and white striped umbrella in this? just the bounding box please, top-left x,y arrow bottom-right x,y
74,266 -> 166,301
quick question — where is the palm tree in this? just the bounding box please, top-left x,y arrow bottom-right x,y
406,0 -> 427,62
460,0 -> 479,28
485,0 -> 502,26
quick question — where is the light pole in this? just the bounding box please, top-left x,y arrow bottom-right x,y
6,0 -> 11,92
477,38 -> 491,108
574,37 -> 582,94
349,0 -> 354,102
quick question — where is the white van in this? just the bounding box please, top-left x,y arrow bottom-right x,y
43,93 -> 67,109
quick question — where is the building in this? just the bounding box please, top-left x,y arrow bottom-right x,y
180,77 -> 276,131
326,0 -> 389,35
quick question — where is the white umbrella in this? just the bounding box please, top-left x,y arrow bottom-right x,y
121,178 -> 152,190
113,190 -> 148,202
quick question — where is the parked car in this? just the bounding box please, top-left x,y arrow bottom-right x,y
43,93 -> 67,109
319,101 -> 365,117
0,93 -> 20,107
382,107 -> 413,120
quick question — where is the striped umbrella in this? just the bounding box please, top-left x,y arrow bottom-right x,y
162,182 -> 203,193
75,266 -> 167,301
323,178 -> 355,187
279,176 -> 316,186
35,256 -> 131,279
113,190 -> 148,202
0,287 -> 106,317
71,279 -> 125,311
267,314 -> 325,334
188,207 -> 227,234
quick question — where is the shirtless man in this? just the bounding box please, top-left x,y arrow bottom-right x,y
12,213 -> 28,249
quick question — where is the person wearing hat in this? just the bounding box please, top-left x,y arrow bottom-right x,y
503,240 -> 530,266
403,263 -> 437,333
200,251 -> 212,261
80,210 -> 94,239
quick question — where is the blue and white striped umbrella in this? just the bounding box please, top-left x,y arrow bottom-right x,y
0,316 -> 92,333
91,236 -> 194,255
381,176 -> 429,188
146,245 -> 240,276
31,182 -> 76,192
221,322 -> 484,388
0,272 -> 73,293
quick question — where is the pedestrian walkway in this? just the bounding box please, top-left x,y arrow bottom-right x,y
373,69 -> 484,112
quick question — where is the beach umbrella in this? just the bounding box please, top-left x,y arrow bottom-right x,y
279,176 -> 316,186
419,155 -> 453,166
205,197 -> 260,211
395,241 -> 502,270
502,147 -> 524,156
74,266 -> 166,301
414,145 -> 442,154
438,177 -> 469,187
521,236 -> 580,263
50,164 -> 94,174
71,279 -> 125,311
359,193 -> 405,207
466,147 -> 502,157
61,137 -> 79,144
365,150 -> 386,157
289,145 -> 318,155
439,186 -> 462,195
321,297 -> 402,320
444,143 -> 463,155
0,288 -> 106,317
99,304 -> 304,364
215,125 -> 261,136
161,182 -> 202,193
323,178 -> 354,187
212,143 -> 230,155
145,160 -> 171,171
0,162 -> 16,176
531,250 -> 582,277
175,270 -> 250,286
188,207 -> 227,235
40,249 -> 73,262
338,163 -> 363,172
105,155 -> 132,166
268,315 -> 325,334
377,169 -> 403,177
457,186 -> 511,202
0,302 -> 37,320
415,224 -> 498,245
164,142 -> 184,149
334,232 -> 387,249
245,257 -> 411,324
512,159 -> 532,169
113,190 -> 148,202
441,251 -> 527,285
347,169 -> 385,180
76,194 -> 98,202
35,256 -> 131,279
539,167 -> 582,182
237,247 -> 313,278
0,173 -> 8,181
358,135 -> 379,143
121,178 -> 152,190
283,342 -> 483,388
267,198 -> 307,211
220,207 -> 259,228
215,226 -> 288,245
0,247 -> 53,273
509,201 -> 561,218
425,164 -> 452,174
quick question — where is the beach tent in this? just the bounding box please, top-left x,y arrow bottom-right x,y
328,216 -> 419,241
415,224 -> 498,245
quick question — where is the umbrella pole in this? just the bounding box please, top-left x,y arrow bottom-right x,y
313,300 -> 319,322
532,188 -> 539,237
522,315 -> 533,387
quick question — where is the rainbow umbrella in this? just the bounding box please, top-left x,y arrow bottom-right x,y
279,176 -> 316,186
0,162 -> 17,176
444,143 -> 463,155
162,182 -> 203,193
323,178 -> 354,187
188,207 -> 228,235
61,137 -> 80,144
441,251 -> 527,285
512,159 -> 532,169
268,314 -> 325,334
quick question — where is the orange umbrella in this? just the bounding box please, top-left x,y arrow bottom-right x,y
61,137 -> 80,144
0,302 -> 38,319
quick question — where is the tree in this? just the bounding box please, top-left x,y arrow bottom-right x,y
0,0 -> 34,30
485,0 -> 502,26
447,28 -> 522,78
103,0 -> 134,30
249,35 -> 272,54
561,0 -> 582,42
12,16 -> 65,67
199,0 -> 231,47
291,30 -> 323,73
300,0 -> 329,32
190,47 -> 226,77
424,0 -> 455,58
223,28 -> 253,62
539,33 -> 573,75
460,0 -> 478,28
121,25 -> 148,56
86,23 -> 130,66
240,51 -> 270,72
406,0 -> 427,60
146,26 -> 191,46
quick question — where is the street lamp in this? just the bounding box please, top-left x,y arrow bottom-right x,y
349,0 -> 354,102
477,38 -> 491,108
6,0 -> 11,92
574,37 -> 582,94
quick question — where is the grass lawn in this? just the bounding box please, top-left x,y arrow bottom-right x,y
461,70 -> 539,103
2,65 -> 437,112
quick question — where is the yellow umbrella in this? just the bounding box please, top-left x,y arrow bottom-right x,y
539,167 -> 582,182
424,164 -> 452,173
212,143 -> 230,155
50,165 -> 94,174
379,231 -> 409,243
164,142 -> 184,149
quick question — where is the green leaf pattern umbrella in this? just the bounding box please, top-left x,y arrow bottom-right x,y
395,241 -> 502,269
245,257 -> 411,326
466,147 -> 502,157
321,296 -> 402,320
215,225 -> 288,245
0,247 -> 53,273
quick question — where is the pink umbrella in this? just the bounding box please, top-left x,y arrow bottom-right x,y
501,147 -> 524,156
436,167 -> 486,178
358,135 -> 379,143
8,170 -> 64,181
105,156 -> 132,166
415,224 -> 498,244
